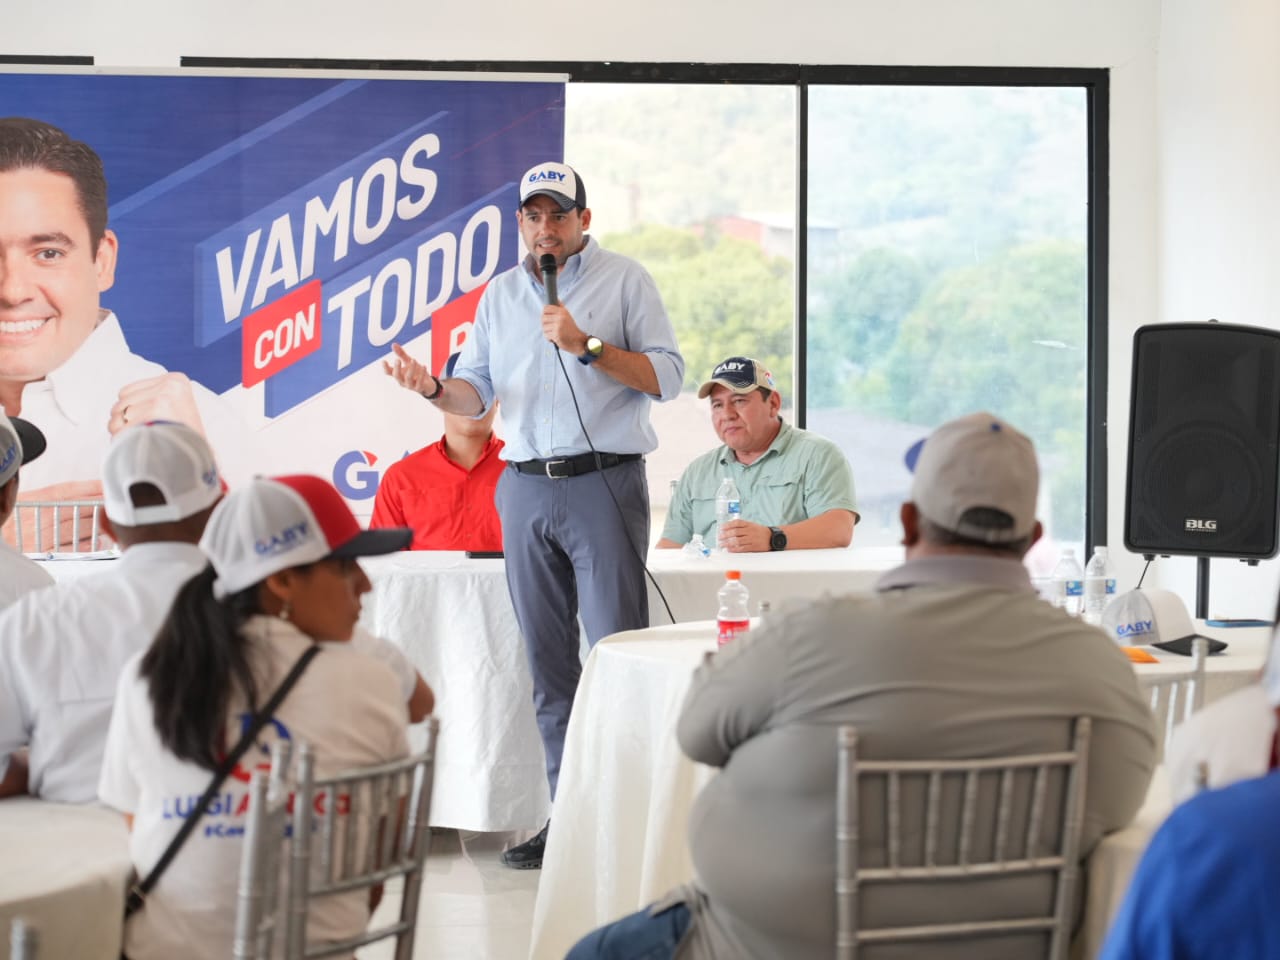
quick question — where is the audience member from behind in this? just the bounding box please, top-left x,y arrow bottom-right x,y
0,410 -> 53,607
371,385 -> 504,551
98,475 -> 413,960
658,356 -> 857,552
0,420 -> 222,802
1165,614 -> 1280,803
568,411 -> 1156,960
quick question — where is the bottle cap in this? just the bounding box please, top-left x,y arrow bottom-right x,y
726,570 -> 741,580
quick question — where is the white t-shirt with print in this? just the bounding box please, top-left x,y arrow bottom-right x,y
98,615 -> 409,960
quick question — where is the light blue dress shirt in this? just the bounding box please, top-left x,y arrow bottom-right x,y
451,236 -> 684,462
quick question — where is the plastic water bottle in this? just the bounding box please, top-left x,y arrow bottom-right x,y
717,570 -> 750,646
682,533 -> 711,558
1083,546 -> 1115,625
715,476 -> 742,551
1051,548 -> 1085,617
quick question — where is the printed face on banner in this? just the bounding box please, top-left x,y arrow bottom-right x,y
0,71 -> 564,514
0,168 -> 117,383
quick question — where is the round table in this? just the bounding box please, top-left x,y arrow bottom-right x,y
0,798 -> 131,960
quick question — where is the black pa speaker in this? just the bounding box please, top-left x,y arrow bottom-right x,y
1125,322 -> 1280,560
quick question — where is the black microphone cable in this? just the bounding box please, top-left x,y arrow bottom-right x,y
539,252 -> 677,626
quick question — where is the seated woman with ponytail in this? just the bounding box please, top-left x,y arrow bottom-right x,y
98,475 -> 414,960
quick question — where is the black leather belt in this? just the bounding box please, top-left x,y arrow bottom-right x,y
510,452 -> 642,479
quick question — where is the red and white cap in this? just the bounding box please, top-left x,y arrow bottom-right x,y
102,421 -> 222,526
201,474 -> 410,598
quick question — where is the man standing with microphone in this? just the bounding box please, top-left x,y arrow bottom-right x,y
384,161 -> 684,868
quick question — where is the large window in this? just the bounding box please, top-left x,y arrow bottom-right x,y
563,71 -> 1098,563
805,84 -> 1090,571
564,83 -> 797,535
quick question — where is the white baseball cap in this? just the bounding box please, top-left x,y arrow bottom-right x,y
906,412 -> 1039,544
519,161 -> 587,211
201,475 -> 411,598
1100,588 -> 1227,656
0,411 -> 46,488
101,421 -> 223,525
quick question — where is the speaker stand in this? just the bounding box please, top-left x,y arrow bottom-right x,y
1195,556 -> 1210,621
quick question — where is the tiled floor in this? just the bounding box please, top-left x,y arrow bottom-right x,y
362,829 -> 543,960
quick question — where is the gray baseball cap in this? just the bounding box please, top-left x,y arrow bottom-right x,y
905,412 -> 1038,544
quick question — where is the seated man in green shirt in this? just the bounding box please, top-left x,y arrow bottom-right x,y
658,357 -> 858,552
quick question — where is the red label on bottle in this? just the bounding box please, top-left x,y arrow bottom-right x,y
717,618 -> 750,646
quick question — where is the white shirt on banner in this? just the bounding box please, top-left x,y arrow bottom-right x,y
16,311 -> 257,490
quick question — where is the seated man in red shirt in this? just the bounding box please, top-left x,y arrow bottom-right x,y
371,401 -> 504,551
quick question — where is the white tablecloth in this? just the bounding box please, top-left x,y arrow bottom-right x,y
356,552 -> 551,833
1075,773 -> 1173,960
643,547 -> 896,622
528,620 -> 1271,960
0,798 -> 131,960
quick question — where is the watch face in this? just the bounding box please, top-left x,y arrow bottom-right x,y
587,336 -> 604,356
770,527 -> 787,550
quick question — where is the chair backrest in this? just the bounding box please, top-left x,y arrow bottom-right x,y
10,499 -> 108,554
835,716 -> 1092,960
285,716 -> 439,960
1138,636 -> 1208,759
9,916 -> 38,960
233,741 -> 293,960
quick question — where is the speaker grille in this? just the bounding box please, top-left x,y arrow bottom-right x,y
1125,323 -> 1280,559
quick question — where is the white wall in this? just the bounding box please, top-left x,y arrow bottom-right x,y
16,0 -> 1230,608
1154,0 -> 1280,618
7,1 -> 1159,70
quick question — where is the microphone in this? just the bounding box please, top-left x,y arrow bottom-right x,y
539,253 -> 559,306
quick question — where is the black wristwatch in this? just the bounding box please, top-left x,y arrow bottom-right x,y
769,526 -> 787,551
423,375 -> 445,401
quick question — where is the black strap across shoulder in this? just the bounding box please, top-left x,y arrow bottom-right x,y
125,643 -> 322,916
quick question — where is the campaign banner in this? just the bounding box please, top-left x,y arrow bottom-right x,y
0,69 -> 564,512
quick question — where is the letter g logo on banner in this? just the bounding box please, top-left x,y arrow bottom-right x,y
334,450 -> 380,499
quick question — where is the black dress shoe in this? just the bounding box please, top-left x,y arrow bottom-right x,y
500,820 -> 549,869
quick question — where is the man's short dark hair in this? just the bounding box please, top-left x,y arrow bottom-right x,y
918,507 -> 1033,557
0,117 -> 109,249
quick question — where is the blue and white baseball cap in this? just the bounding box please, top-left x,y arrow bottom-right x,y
519,161 -> 587,211
1101,588 -> 1227,656
697,357 -> 777,398
0,411 -> 45,488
